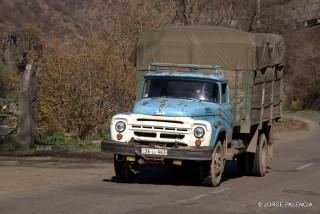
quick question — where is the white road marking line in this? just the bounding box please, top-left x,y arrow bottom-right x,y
176,187 -> 229,203
176,193 -> 208,203
296,163 -> 314,170
209,187 -> 229,194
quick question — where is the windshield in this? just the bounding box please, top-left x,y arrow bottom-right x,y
143,78 -> 219,102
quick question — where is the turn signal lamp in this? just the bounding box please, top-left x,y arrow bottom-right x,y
117,133 -> 123,140
195,139 -> 202,147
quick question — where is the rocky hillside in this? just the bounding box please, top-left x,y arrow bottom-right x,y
0,0 -> 90,37
0,0 -> 93,67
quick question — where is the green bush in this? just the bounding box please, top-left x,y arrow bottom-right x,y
86,128 -> 110,141
42,130 -> 67,145
41,129 -> 104,151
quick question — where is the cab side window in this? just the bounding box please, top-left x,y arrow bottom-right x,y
221,83 -> 228,103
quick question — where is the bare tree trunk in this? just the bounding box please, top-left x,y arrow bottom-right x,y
17,64 -> 37,146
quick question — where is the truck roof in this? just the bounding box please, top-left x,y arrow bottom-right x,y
144,71 -> 226,81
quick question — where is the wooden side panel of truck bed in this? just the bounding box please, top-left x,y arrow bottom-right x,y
225,66 -> 283,134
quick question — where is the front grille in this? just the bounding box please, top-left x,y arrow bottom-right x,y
131,125 -> 188,133
134,132 -> 185,140
134,132 -> 156,137
131,117 -> 190,143
136,118 -> 183,124
135,141 -> 188,147
160,133 -> 184,139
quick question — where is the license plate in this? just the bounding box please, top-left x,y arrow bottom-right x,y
141,148 -> 167,156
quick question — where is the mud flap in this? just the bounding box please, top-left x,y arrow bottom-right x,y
268,142 -> 273,160
246,129 -> 258,153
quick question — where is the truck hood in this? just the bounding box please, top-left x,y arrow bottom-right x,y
132,97 -> 220,117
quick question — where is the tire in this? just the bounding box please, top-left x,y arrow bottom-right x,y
201,141 -> 225,187
114,155 -> 136,182
252,133 -> 268,176
267,129 -> 273,160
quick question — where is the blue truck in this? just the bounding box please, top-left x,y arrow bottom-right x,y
101,26 -> 284,186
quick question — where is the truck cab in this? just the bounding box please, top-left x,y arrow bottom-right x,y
102,63 -> 233,186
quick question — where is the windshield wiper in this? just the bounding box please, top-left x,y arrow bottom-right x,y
177,97 -> 202,102
150,96 -> 202,102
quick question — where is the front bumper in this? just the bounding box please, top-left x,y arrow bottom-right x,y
101,140 -> 213,161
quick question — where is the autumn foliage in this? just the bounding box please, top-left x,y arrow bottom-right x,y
37,39 -> 136,138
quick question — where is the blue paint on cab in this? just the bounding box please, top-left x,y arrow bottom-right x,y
133,97 -> 221,117
132,70 -> 233,148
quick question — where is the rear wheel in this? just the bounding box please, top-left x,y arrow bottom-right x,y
201,141 -> 225,187
114,155 -> 136,182
252,133 -> 268,176
237,133 -> 269,176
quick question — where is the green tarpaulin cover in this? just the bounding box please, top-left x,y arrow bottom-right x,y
135,26 -> 285,97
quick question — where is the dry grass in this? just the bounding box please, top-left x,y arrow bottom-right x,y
272,117 -> 308,133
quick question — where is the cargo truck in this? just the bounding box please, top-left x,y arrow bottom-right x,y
101,26 -> 285,186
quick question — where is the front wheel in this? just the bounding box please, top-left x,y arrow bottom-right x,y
201,141 -> 225,187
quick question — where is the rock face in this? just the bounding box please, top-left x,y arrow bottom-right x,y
261,0 -> 320,30
0,31 -> 42,71
285,26 -> 320,110
0,0 -> 87,69
0,34 -> 18,64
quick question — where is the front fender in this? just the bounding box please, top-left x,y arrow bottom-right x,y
192,116 -> 230,147
210,126 -> 228,147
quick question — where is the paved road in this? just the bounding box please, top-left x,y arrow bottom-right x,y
0,113 -> 319,214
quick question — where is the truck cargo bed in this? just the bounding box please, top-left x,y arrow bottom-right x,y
225,66 -> 283,133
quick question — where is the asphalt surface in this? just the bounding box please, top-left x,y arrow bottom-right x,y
0,112 -> 319,214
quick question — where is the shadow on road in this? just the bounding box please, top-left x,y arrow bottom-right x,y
1,153 -> 246,186
103,160 -> 243,187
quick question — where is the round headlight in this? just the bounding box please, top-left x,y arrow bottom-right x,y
194,127 -> 205,138
115,121 -> 126,133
